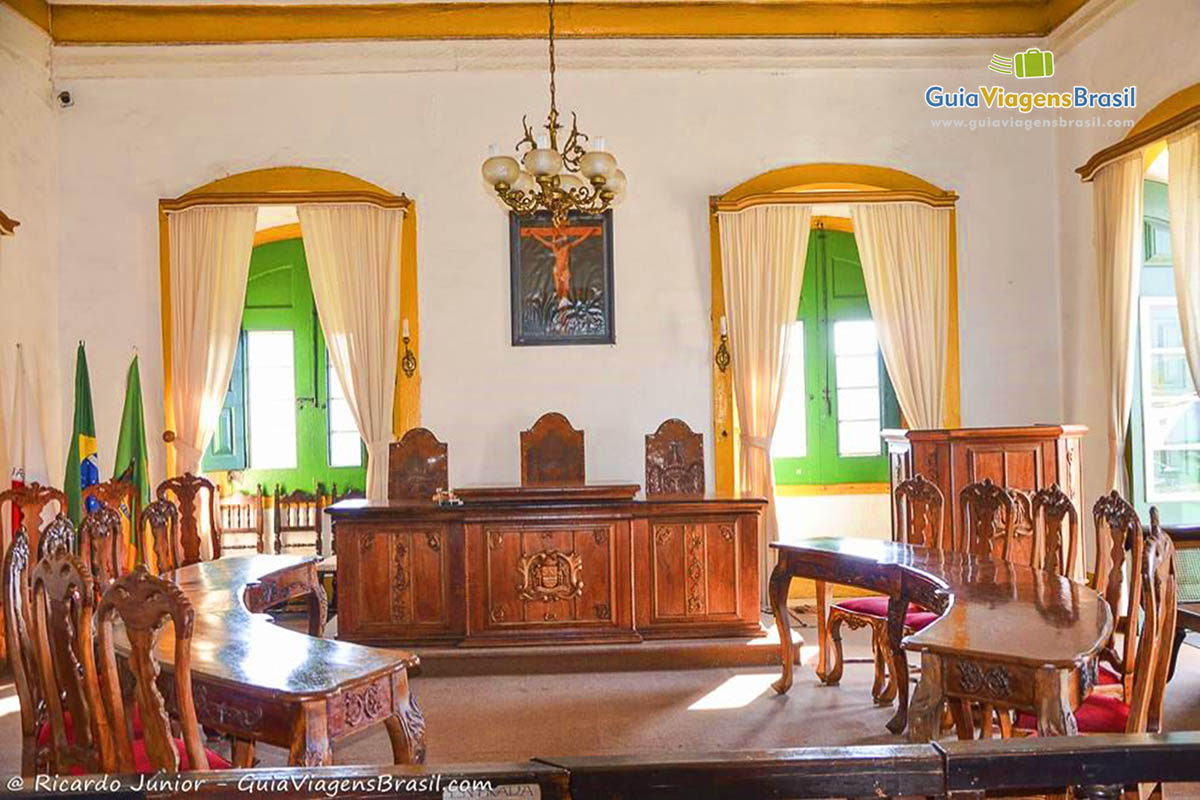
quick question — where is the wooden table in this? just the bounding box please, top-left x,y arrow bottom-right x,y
128,555 -> 424,766
769,538 -> 1112,740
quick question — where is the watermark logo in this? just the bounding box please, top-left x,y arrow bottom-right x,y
989,48 -> 1056,79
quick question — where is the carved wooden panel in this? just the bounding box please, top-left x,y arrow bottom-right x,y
388,428 -> 449,502
645,418 -> 704,496
481,525 -> 615,629
649,521 -> 739,620
520,412 -> 585,487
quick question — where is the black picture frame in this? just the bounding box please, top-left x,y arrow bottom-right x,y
509,210 -> 615,346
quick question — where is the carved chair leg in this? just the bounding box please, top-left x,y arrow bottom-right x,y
875,620 -> 899,705
826,608 -> 847,686
979,703 -> 996,739
386,672 -> 426,765
870,627 -> 888,701
768,558 -> 795,695
950,699 -> 975,740
232,738 -> 256,768
996,706 -> 1014,739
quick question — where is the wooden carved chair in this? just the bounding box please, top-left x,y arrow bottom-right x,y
0,483 -> 67,567
824,475 -> 945,705
1091,491 -> 1146,700
1030,483 -> 1080,578
38,515 -> 75,560
388,428 -> 449,502
4,531 -> 43,776
958,479 -> 1019,561
1018,507 -> 1177,747
83,475 -> 136,523
274,486 -> 323,556
79,504 -> 126,595
520,412 -> 585,486
218,486 -> 265,555
96,566 -> 231,772
644,419 -> 704,497
140,499 -> 182,574
156,473 -> 221,565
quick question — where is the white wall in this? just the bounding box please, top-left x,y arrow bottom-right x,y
0,6 -> 62,483
1053,0 -> 1200,527
46,37 -> 1069,491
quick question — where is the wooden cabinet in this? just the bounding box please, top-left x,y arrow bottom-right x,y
335,520 -> 464,645
884,425 -> 1087,554
328,492 -> 766,647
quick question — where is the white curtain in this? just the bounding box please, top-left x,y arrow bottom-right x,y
166,205 -> 257,475
716,204 -> 811,598
1093,153 -> 1145,492
849,203 -> 951,429
298,204 -> 404,503
1169,124 -> 1200,389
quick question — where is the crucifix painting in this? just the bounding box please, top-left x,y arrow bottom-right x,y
510,210 -> 615,345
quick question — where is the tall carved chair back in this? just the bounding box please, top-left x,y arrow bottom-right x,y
388,428 -> 449,502
644,419 -> 705,497
29,550 -> 112,775
3,531 -> 42,776
0,483 -> 67,565
218,486 -> 265,554
1092,491 -> 1145,698
156,473 -> 221,565
893,474 -> 945,548
79,505 -> 126,594
140,499 -> 181,574
38,514 -> 75,560
83,475 -> 136,523
1030,484 -> 1080,578
1125,508 -> 1178,734
274,486 -> 323,556
96,567 -> 210,773
520,412 -> 585,486
958,479 -> 1018,561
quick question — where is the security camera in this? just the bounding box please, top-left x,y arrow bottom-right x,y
57,90 -> 73,108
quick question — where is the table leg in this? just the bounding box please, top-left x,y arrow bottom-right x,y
815,580 -> 833,684
907,652 -> 946,742
885,592 -> 911,735
386,671 -> 426,764
769,558 -> 794,695
231,738 -> 255,768
288,700 -> 333,766
1034,666 -> 1078,737
307,581 -> 329,638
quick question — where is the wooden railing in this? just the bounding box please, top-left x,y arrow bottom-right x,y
9,733 -> 1200,799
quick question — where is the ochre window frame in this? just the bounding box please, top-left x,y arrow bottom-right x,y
1077,82 -> 1200,182
708,163 -> 962,495
157,166 -> 420,478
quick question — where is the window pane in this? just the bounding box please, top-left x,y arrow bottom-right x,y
835,355 -> 879,390
838,421 -> 882,457
834,320 -> 878,356
837,387 -> 880,422
246,331 -> 297,470
327,357 -> 362,468
771,322 -> 806,458
1140,297 -> 1200,500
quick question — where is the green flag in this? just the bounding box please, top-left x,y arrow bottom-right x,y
64,343 -> 100,525
114,355 -> 150,569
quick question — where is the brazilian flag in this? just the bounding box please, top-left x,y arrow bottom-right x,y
64,342 -> 101,524
113,355 -> 150,569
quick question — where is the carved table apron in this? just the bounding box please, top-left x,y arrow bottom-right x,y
769,538 -> 1112,739
116,555 -> 424,766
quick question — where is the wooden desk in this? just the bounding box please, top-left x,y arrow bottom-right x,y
135,555 -> 424,766
327,487 -> 767,647
769,538 -> 1111,739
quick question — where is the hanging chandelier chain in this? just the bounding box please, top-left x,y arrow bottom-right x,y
547,0 -> 559,147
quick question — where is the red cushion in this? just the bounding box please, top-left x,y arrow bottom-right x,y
1015,692 -> 1131,733
1098,664 -> 1122,685
38,708 -> 144,747
835,596 -> 935,629
132,737 -> 231,772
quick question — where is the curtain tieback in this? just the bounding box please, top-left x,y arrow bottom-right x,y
366,441 -> 391,460
740,434 -> 770,451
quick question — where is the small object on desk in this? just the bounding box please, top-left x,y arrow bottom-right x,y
433,488 -> 462,507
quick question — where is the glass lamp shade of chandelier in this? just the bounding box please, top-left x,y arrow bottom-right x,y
480,0 -> 625,228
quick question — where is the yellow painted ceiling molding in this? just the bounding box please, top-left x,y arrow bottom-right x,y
17,0 -> 1095,45
1077,81 -> 1200,182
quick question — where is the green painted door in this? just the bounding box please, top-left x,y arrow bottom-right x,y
202,238 -> 367,495
772,227 -> 900,487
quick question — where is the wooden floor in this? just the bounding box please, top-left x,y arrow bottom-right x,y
4,613 -> 1200,779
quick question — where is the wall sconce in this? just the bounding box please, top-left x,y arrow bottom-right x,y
714,315 -> 730,373
0,210 -> 20,237
401,318 -> 417,379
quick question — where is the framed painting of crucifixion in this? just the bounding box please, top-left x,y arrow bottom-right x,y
509,210 -> 615,346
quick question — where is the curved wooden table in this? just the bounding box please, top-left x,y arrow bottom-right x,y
769,538 -> 1113,740
125,555 -> 424,766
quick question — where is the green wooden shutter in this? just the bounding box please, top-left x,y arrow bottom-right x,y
202,331 -> 248,471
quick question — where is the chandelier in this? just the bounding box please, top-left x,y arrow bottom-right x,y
480,0 -> 626,228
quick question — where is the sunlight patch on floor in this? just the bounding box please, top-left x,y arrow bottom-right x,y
688,674 -> 777,711
0,694 -> 21,719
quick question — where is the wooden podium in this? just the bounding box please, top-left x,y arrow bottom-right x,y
883,424 -> 1087,553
